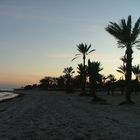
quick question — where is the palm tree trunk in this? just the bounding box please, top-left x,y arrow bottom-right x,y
90,79 -> 106,103
122,46 -> 134,104
89,78 -> 96,96
82,55 -> 86,94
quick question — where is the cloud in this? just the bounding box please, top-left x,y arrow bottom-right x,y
89,52 -> 120,63
47,53 -> 73,59
0,5 -> 49,21
47,52 -> 120,63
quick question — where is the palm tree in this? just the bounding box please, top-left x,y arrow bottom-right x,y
120,55 -> 127,66
117,55 -> 127,80
63,67 -> 74,76
116,65 -> 126,80
105,15 -> 140,104
77,63 -> 86,90
63,66 -> 75,92
87,60 -> 105,102
77,63 -> 85,76
72,43 -> 95,95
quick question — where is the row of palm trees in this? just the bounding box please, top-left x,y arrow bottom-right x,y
24,15 -> 140,105
72,15 -> 140,104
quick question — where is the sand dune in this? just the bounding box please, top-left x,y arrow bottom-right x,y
0,90 -> 140,140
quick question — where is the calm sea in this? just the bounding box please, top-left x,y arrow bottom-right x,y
0,88 -> 19,102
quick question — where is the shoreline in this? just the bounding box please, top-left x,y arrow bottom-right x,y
0,90 -> 25,103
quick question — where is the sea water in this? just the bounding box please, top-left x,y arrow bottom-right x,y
0,89 -> 19,101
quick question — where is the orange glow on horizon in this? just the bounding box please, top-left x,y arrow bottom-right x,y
0,70 -> 136,88
0,74 -> 43,88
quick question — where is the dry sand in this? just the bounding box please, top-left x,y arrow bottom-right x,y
0,90 -> 140,140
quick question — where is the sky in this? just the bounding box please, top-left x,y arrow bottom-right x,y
0,0 -> 140,88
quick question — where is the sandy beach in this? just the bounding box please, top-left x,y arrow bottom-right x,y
0,90 -> 140,140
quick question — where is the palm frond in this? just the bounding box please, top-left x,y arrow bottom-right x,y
120,18 -> 127,30
131,17 -> 140,42
116,69 -> 123,74
88,61 -> 103,73
127,15 -> 132,37
77,43 -> 85,54
75,53 -> 81,56
116,65 -> 126,75
120,17 -> 132,43
72,56 -> 79,61
110,22 -> 122,32
106,22 -> 122,37
86,44 -> 91,52
118,42 -> 126,48
87,49 -> 95,55
116,69 -> 125,75
106,15 -> 140,49
132,65 -> 140,74
120,55 -> 127,63
76,43 -> 95,56
133,40 -> 140,45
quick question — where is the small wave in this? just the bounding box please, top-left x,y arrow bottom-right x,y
0,92 -> 19,102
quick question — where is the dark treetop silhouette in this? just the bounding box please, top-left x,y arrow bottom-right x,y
63,66 -> 75,92
88,59 -> 106,102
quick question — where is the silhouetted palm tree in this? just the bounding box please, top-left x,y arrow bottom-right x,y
120,55 -> 127,66
77,63 -> 85,76
63,67 -> 75,92
105,15 -> 140,104
117,55 -> 127,80
63,67 -> 74,76
117,65 -> 126,80
88,60 -> 105,102
72,43 -> 95,95
77,63 -> 86,90
77,63 -> 88,77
